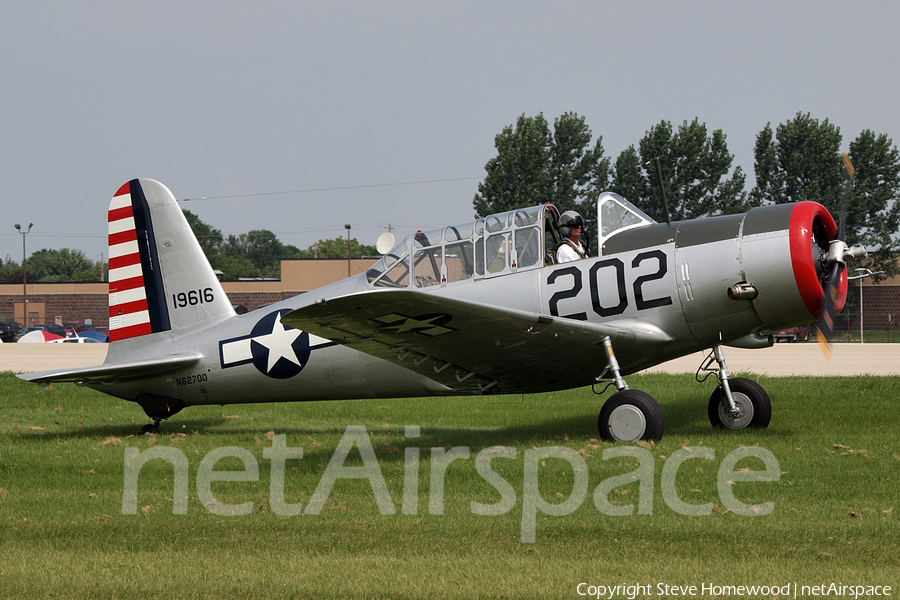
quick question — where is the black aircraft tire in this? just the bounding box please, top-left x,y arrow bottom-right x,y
708,377 -> 771,429
598,390 -> 665,442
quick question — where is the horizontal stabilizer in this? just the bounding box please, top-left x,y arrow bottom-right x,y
17,353 -> 204,385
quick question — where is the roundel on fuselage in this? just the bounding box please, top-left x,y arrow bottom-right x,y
248,309 -> 311,379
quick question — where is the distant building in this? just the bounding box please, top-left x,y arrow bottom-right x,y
1,257 -> 897,335
0,258 -> 376,327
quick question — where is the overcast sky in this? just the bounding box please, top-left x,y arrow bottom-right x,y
2,2 -> 899,264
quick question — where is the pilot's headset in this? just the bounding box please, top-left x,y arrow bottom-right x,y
558,211 -> 584,238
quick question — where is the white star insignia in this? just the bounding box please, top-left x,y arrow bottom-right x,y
393,315 -> 445,333
252,313 -> 303,373
374,313 -> 455,336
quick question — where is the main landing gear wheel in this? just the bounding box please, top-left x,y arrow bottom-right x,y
708,377 -> 771,429
598,390 -> 665,442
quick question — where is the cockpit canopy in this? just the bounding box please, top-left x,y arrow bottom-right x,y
364,192 -> 655,289
366,204 -> 561,289
596,191 -> 655,249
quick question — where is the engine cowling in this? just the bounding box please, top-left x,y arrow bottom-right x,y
664,201 -> 847,348
740,201 -> 847,332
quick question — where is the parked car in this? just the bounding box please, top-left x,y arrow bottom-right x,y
14,324 -> 67,341
61,329 -> 109,343
0,322 -> 23,343
774,325 -> 811,342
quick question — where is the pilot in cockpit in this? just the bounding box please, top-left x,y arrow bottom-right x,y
555,211 -> 589,263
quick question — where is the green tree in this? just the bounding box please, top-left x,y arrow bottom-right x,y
27,248 -> 98,282
549,112 -> 611,217
297,237 -> 378,259
182,211 -> 384,280
218,230 -> 301,279
0,258 -> 22,284
183,210 -> 224,257
474,113 -> 552,217
751,114 -> 900,281
614,118 -> 749,222
751,112 -> 843,208
847,130 -> 900,279
611,145 -> 649,207
474,112 -> 609,218
212,254 -> 257,281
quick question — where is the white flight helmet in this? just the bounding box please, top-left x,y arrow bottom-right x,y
558,211 -> 584,238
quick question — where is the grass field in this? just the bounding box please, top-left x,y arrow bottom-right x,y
1,371 -> 898,599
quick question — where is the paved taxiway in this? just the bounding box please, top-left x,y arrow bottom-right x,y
643,343 -> 900,377
2,342 -> 898,377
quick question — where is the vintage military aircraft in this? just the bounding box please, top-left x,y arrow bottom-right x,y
18,174 -> 865,441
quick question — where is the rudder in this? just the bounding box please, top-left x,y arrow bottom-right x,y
108,179 -> 234,342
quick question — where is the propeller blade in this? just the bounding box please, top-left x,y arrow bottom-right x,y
838,152 -> 854,241
817,154 -> 855,359
816,261 -> 845,360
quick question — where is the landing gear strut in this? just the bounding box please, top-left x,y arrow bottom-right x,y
699,345 -> 771,430
595,337 -> 665,441
135,393 -> 184,436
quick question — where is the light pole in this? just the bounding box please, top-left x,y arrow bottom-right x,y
849,268 -> 885,344
14,223 -> 33,325
860,280 -> 864,344
344,224 -> 351,277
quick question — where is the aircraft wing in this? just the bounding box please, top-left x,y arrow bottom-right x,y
17,353 -> 204,385
282,290 -> 671,395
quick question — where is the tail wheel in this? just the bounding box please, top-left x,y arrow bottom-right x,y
139,422 -> 160,436
708,377 -> 771,429
599,390 -> 665,442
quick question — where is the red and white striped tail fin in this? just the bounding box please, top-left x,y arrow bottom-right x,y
106,179 -> 234,344
108,182 -> 159,341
